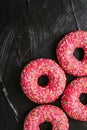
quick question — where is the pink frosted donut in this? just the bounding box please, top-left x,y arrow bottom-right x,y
61,77 -> 87,121
56,30 -> 87,76
21,58 -> 66,104
24,105 -> 69,130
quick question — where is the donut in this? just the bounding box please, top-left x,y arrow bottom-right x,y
56,30 -> 87,76
61,77 -> 87,121
21,58 -> 66,104
24,105 -> 69,130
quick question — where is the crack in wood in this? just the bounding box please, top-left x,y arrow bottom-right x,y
0,78 -> 19,122
70,0 -> 81,30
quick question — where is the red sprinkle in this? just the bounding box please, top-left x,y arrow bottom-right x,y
61,77 -> 87,121
21,58 -> 66,104
56,30 -> 87,76
24,105 -> 69,130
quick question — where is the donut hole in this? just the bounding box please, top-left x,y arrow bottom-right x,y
39,121 -> 52,130
73,47 -> 84,61
79,93 -> 87,105
38,75 -> 49,87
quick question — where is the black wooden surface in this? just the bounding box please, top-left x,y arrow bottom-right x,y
0,0 -> 87,130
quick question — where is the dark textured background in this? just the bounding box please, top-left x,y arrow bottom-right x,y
0,0 -> 87,130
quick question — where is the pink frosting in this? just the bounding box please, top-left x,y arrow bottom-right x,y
24,105 -> 69,130
21,58 -> 66,104
62,77 -> 87,121
56,30 -> 87,76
